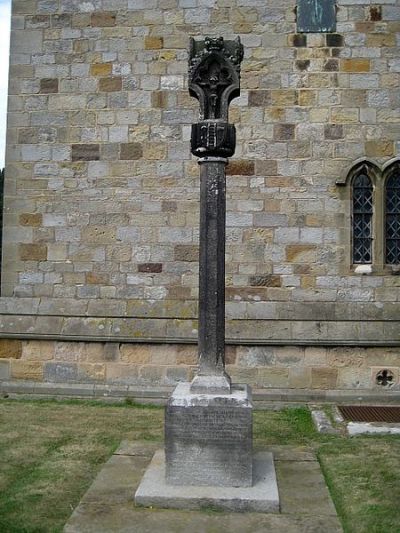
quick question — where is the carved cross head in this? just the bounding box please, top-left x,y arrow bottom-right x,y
188,36 -> 244,121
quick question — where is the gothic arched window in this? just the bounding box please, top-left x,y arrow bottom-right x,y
352,171 -> 373,264
385,167 -> 400,265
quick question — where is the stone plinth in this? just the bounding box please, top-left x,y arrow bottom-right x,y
134,449 -> 280,513
165,382 -> 252,487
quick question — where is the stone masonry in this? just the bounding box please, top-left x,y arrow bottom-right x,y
1,0 -> 400,395
1,339 -> 400,392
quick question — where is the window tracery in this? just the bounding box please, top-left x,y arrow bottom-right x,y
385,168 -> 400,265
346,160 -> 400,269
352,171 -> 373,264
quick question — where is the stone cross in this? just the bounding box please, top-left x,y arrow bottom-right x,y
136,37 -> 278,501
188,37 -> 244,394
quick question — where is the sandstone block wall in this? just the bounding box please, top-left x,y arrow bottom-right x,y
4,0 -> 400,306
0,339 -> 399,393
1,0 -> 400,393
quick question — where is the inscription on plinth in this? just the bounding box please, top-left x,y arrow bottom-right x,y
165,383 -> 253,487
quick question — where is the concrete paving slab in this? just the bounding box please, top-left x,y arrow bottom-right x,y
276,461 -> 338,516
80,455 -> 149,505
65,503 -> 342,533
64,441 -> 343,533
114,440 -> 159,457
347,421 -> 400,435
135,450 -> 279,512
263,445 -> 316,462
311,410 -> 341,435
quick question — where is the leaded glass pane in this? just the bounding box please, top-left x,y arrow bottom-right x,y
352,172 -> 373,264
385,171 -> 400,264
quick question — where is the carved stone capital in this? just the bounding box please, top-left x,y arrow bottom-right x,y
191,121 -> 236,158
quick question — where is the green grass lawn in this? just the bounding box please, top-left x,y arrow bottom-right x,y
0,399 -> 399,533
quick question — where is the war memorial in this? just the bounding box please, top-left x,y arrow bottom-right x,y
2,0 -> 399,529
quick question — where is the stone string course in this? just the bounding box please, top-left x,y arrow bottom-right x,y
0,298 -> 399,347
1,315 -> 400,344
0,339 -> 399,392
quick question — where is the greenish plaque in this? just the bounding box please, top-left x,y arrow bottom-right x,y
297,0 -> 336,33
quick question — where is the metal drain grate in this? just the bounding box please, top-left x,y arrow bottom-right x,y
338,405 -> 400,423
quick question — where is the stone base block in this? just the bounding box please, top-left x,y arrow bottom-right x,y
134,449 -> 280,513
165,382 -> 252,487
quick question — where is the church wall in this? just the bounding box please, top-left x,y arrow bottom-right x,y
0,339 -> 399,395
1,0 -> 400,394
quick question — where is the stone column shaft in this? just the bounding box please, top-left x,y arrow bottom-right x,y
188,36 -> 244,394
194,157 -> 230,391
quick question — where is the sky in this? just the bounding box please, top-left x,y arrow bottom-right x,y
0,0 -> 11,168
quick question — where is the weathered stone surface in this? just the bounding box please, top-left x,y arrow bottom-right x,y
337,367 -> 371,389
90,63 -> 112,77
119,142 -> 142,160
304,347 -> 327,367
119,344 -> 150,364
0,339 -> 22,359
144,36 -> 163,49
106,363 -> 139,385
237,346 -> 274,368
165,383 -> 253,487
71,144 -> 100,161
21,340 -> 55,361
249,275 -> 281,287
311,367 -> 338,390
176,345 -> 197,365
274,124 -> 295,141
138,263 -> 162,273
91,12 -> 116,27
19,213 -> 42,226
103,343 -> 119,362
44,362 -> 78,383
0,360 -> 10,380
248,90 -> 271,107
289,367 -> 312,389
365,140 -> 394,157
55,342 -> 85,362
139,365 -> 163,385
81,343 -> 106,363
286,245 -> 317,263
40,78 -> 58,93
341,59 -> 370,72
226,160 -> 255,176
11,360 -> 43,381
275,347 -> 304,366
164,366 -> 190,385
99,77 -> 122,92
324,124 -> 343,140
19,244 -> 47,261
257,368 -> 289,388
135,450 -> 279,512
173,245 -> 199,262
78,363 -> 106,383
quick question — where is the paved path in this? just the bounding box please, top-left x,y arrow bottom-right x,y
64,441 -> 342,533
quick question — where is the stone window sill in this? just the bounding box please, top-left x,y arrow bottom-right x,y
351,264 -> 400,276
